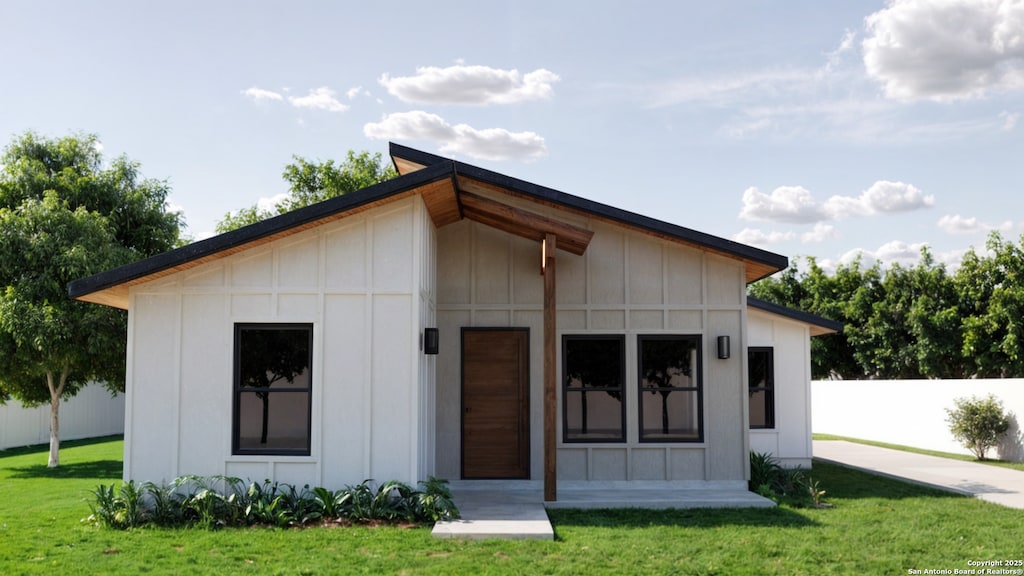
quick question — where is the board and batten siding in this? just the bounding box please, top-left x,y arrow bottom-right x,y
124,196 -> 435,488
434,191 -> 749,486
747,309 -> 814,467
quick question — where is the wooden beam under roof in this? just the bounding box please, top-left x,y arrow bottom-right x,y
458,190 -> 593,256
457,174 -> 781,284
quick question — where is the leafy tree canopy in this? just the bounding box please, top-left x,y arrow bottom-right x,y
750,233 -> 1024,380
216,150 -> 397,233
0,131 -> 183,466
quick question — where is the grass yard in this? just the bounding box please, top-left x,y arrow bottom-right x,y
1,437 -> 1022,575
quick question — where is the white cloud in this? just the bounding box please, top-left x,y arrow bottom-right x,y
164,198 -> 185,215
287,87 -> 348,112
242,86 -> 284,102
649,69 -> 812,108
363,111 -> 547,161
863,0 -> 1024,101
739,186 -> 826,224
740,180 -> 933,225
256,193 -> 289,213
838,241 -> 929,269
379,65 -> 560,105
346,86 -> 363,100
875,240 -> 929,265
732,228 -> 795,247
801,223 -> 838,243
824,181 -> 934,219
1000,110 -> 1020,131
936,248 -> 970,270
937,213 -> 1013,234
823,244 -> 970,272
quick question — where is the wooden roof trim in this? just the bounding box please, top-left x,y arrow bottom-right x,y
456,174 -> 779,283
68,161 -> 456,309
458,190 -> 593,256
391,143 -> 788,284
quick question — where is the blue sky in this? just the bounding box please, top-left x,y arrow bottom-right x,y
2,0 -> 1022,272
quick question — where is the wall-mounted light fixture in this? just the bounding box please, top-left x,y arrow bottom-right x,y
717,335 -> 730,359
424,328 -> 439,355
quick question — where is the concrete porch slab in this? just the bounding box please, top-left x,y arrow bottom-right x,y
431,481 -> 775,540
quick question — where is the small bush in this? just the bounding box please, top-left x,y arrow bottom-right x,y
748,451 -> 829,508
85,475 -> 459,530
946,394 -> 1011,460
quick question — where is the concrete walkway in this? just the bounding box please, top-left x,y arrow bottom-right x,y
813,440 -> 1024,509
432,481 -> 774,540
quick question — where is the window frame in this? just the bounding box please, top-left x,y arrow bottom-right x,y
232,323 -> 314,456
747,346 -> 775,430
561,334 -> 627,444
636,334 -> 704,443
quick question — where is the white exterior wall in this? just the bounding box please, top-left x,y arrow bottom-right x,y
747,310 -> 814,467
435,196 -> 749,486
124,196 -> 434,487
813,379 -> 1024,462
0,384 -> 125,450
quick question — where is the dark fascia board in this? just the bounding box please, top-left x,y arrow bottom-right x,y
389,143 -> 788,280
68,161 -> 455,300
747,296 -> 844,333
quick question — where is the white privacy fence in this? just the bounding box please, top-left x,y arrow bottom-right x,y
0,384 -> 124,451
812,379 -> 1024,462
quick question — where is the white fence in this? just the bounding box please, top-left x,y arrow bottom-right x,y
0,384 -> 125,451
812,379 -> 1024,462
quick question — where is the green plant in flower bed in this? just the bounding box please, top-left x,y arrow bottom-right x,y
5,437 -> 1024,574
749,451 -> 828,508
85,475 -> 459,530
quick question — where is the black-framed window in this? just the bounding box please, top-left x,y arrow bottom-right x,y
562,335 -> 626,442
748,347 -> 775,429
638,335 -> 703,442
233,323 -> 313,456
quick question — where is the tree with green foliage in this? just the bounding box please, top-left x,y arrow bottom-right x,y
958,233 -> 1024,377
946,394 -> 1011,460
216,150 -> 397,233
751,235 -> 1024,380
0,131 -> 182,467
749,256 -> 862,379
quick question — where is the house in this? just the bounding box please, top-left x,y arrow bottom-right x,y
747,297 -> 841,468
68,143 -> 834,500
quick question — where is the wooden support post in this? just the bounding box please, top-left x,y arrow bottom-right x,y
543,234 -> 557,502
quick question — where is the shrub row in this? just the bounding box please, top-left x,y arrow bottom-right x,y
85,475 -> 459,530
749,451 -> 829,508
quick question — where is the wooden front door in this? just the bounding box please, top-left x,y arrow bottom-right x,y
461,329 -> 530,479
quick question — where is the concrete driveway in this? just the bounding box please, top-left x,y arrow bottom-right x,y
814,440 -> 1024,509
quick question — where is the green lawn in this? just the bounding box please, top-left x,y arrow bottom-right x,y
1,437 -> 1022,575
814,433 -> 1024,472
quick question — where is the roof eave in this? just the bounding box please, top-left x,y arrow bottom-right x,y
389,143 -> 788,282
68,161 -> 456,307
747,296 -> 843,335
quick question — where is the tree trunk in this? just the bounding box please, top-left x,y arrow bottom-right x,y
45,366 -> 69,468
661,392 -> 670,435
581,390 -> 588,434
260,392 -> 269,445
48,395 -> 61,468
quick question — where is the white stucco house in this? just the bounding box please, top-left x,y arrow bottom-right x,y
68,143 -> 838,500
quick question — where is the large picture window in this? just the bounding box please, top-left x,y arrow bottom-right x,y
562,335 -> 626,442
748,347 -> 775,429
233,324 -> 313,456
638,335 -> 702,442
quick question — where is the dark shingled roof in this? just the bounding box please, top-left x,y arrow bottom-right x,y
747,296 -> 843,335
69,143 -> 788,308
